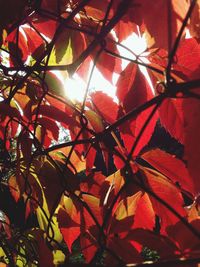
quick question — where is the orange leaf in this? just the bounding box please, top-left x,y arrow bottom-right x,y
8,175 -> 20,202
133,193 -> 155,230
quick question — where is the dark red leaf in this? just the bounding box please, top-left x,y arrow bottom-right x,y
20,132 -> 33,165
34,105 -> 76,128
107,233 -> 142,264
167,219 -> 200,256
127,229 -> 178,259
6,29 -> 29,64
37,117 -> 59,141
30,229 -> 54,267
0,102 -> 21,119
39,159 -> 66,213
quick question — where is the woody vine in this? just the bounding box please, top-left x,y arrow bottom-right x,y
0,0 -> 200,266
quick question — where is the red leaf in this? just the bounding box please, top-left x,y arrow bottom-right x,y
80,172 -> 106,198
20,132 -> 33,165
172,38 -> 200,81
82,194 -> 102,226
30,229 -> 54,267
58,204 -> 80,252
107,233 -> 142,264
159,98 -> 184,143
139,167 -> 186,233
117,67 -> 158,155
23,27 -> 44,56
127,229 -> 178,259
71,30 -> 87,61
80,227 -> 98,263
46,93 -> 73,115
167,219 -> 200,256
158,39 -> 200,193
116,63 -> 137,103
183,94 -> 200,194
84,1 -> 111,21
85,145 -> 96,172
95,36 -> 121,82
114,20 -> 137,42
90,91 -> 118,124
109,191 -> 143,234
133,193 -> 155,230
41,0 -> 60,12
77,56 -> 92,82
122,67 -> 152,113
6,28 -> 29,63
159,39 -> 200,142
0,102 -> 21,119
37,117 -> 59,141
130,0 -> 189,49
31,16 -> 58,39
10,120 -> 19,138
141,149 -> 195,195
34,105 -> 76,128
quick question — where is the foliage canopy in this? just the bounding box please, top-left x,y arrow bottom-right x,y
0,0 -> 199,266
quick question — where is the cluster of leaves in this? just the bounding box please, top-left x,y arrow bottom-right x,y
0,0 -> 199,266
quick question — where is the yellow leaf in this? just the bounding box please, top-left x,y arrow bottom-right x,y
115,191 -> 143,220
85,110 -> 104,132
53,250 -> 65,266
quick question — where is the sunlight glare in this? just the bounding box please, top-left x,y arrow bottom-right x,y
118,32 -> 148,69
119,32 -> 155,95
64,75 -> 87,102
62,31 -> 155,102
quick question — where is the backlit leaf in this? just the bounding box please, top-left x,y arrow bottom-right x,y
90,91 -> 118,124
141,149 -> 195,194
130,0 -> 189,49
58,201 -> 80,252
34,105 -> 76,128
139,166 -> 186,233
